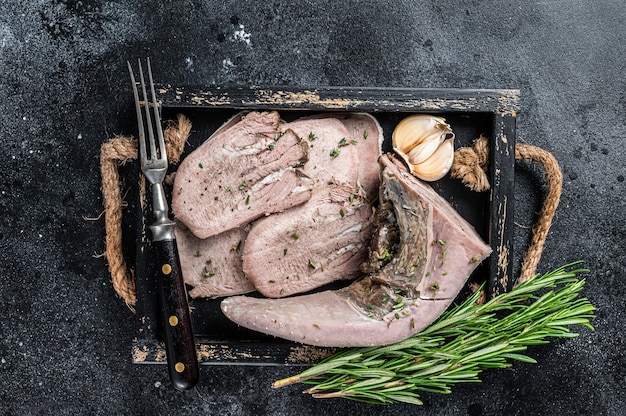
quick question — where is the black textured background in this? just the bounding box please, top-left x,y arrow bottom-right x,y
0,1 -> 624,415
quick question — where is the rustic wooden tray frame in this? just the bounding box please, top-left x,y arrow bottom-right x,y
130,86 -> 519,366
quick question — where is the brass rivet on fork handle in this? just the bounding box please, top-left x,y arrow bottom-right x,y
128,58 -> 199,390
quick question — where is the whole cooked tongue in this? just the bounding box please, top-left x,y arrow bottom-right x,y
220,154 -> 492,347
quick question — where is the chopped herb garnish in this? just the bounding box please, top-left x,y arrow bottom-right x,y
283,248 -> 288,256
225,186 -> 232,192
330,148 -> 340,158
268,279 -> 275,283
308,132 -> 317,141
203,267 -> 215,277
471,257 -> 479,263
280,288 -> 285,295
368,304 -> 376,310
239,181 -> 248,190
269,143 -> 275,150
339,208 -> 345,217
312,323 -> 320,329
394,312 -> 400,320
382,295 -> 390,302
194,251 -> 201,257
178,187 -> 183,194
198,162 -> 203,168
351,139 -> 358,145
231,241 -> 242,252
245,194 -> 250,205
349,194 -> 355,203
291,232 -> 299,240
363,130 -> 368,139
309,260 -> 317,269
338,138 -> 349,147
381,249 -> 393,262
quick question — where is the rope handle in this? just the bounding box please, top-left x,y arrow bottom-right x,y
100,120 -> 562,307
99,115 -> 191,307
450,135 -> 563,285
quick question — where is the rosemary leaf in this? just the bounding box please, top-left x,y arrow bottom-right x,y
501,353 -> 538,364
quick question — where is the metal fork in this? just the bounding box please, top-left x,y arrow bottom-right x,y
128,59 -> 199,390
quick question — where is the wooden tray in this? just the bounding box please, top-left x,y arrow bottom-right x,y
126,86 -> 519,366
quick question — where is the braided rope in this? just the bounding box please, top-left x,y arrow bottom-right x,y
99,115 -> 191,307
451,135 -> 563,286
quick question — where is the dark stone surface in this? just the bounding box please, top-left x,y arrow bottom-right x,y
0,1 -> 624,415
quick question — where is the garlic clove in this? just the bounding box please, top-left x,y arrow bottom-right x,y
392,114 -> 447,152
410,137 -> 455,181
404,129 -> 447,165
392,114 -> 454,166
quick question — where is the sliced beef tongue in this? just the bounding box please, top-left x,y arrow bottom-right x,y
288,113 -> 383,201
314,113 -> 384,202
175,223 -> 254,299
242,184 -> 374,298
172,111 -> 311,239
221,153 -> 492,347
241,115 -> 381,297
279,117 -> 359,187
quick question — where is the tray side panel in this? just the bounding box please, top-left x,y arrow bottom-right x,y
157,85 -> 520,113
489,113 -> 516,297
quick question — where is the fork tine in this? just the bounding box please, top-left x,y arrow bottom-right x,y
137,59 -> 157,161
128,61 -> 147,163
147,58 -> 167,161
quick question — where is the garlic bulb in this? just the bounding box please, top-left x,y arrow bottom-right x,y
392,114 -> 455,181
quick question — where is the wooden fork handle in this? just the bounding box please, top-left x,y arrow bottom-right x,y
154,239 -> 199,390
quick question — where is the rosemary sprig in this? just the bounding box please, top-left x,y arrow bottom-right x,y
273,262 -> 595,405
